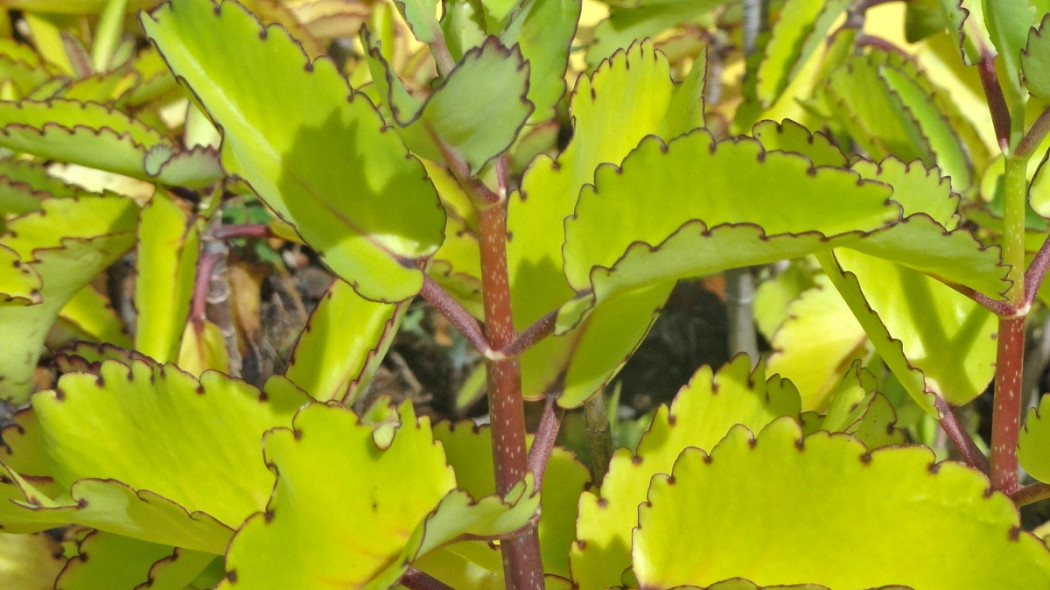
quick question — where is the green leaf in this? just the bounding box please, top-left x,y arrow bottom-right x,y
432,422 -> 590,579
586,0 -> 722,68
56,531 -> 214,590
562,131 -> 897,292
830,249 -> 997,409
0,194 -> 137,403
750,119 -> 848,167
982,0 -> 1035,98
1023,14 -> 1050,99
393,0 -> 442,43
509,39 -> 704,400
135,192 -> 199,364
176,318 -> 230,376
754,0 -> 851,108
31,360 -> 308,549
823,51 -> 979,191
0,99 -> 223,187
391,38 -> 533,175
284,279 -> 406,404
936,0 -> 996,66
633,418 -> 1050,589
766,274 -> 868,412
558,129 -> 1008,333
58,284 -> 132,348
499,0 -> 581,122
816,361 -> 907,450
142,0 -> 445,302
1019,394 -> 1050,483
571,356 -> 801,590
219,402 -> 538,589
0,532 -> 64,590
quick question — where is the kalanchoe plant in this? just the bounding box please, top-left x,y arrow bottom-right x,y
6,0 -> 1050,588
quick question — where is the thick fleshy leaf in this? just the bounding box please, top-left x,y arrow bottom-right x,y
143,0 -> 445,302
499,0 -> 581,123
586,0 -> 723,68
284,279 -> 406,403
432,421 -> 590,579
823,50 -> 977,191
816,362 -> 906,450
1019,394 -> 1050,483
563,131 -> 898,291
830,249 -> 997,409
936,0 -> 996,66
0,532 -> 64,590
766,274 -> 868,411
135,192 -> 198,363
0,99 -> 222,187
0,195 -> 137,403
0,244 -> 40,304
0,157 -> 81,217
1023,14 -> 1050,99
754,0 -> 851,108
176,319 -> 230,375
55,284 -> 130,347
56,531 -> 215,590
391,38 -> 533,175
571,356 -> 801,590
219,402 -> 536,590
393,0 -> 441,43
633,418 -> 1050,589
750,119 -> 848,167
509,40 -> 704,399
982,0 -> 1036,98
31,360 -> 308,548
559,130 -> 1009,332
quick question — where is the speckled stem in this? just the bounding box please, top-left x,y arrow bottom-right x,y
477,201 -> 544,590
992,316 -> 1025,494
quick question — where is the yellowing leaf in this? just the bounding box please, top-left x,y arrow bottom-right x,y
143,0 -> 445,302
634,419 -> 1050,589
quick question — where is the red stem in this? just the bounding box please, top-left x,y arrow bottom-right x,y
1010,482 -> 1050,507
991,316 -> 1025,493
934,397 -> 989,473
190,250 -> 222,325
977,50 -> 1012,150
419,274 -> 492,356
527,393 -> 562,488
1016,106 -> 1050,159
401,568 -> 456,590
477,202 -> 544,590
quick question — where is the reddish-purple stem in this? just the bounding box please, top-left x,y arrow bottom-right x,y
855,34 -> 910,57
1016,107 -> 1050,159
1025,232 -> 1050,306
503,309 -> 558,357
401,568 -> 456,590
209,223 -> 271,240
977,50 -> 1012,150
190,250 -> 222,325
527,393 -> 562,488
1010,482 -> 1050,507
477,202 -> 544,590
992,316 -> 1025,493
419,275 -> 492,356
934,397 -> 989,473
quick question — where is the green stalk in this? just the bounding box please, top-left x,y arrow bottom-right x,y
990,154 -> 1030,494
